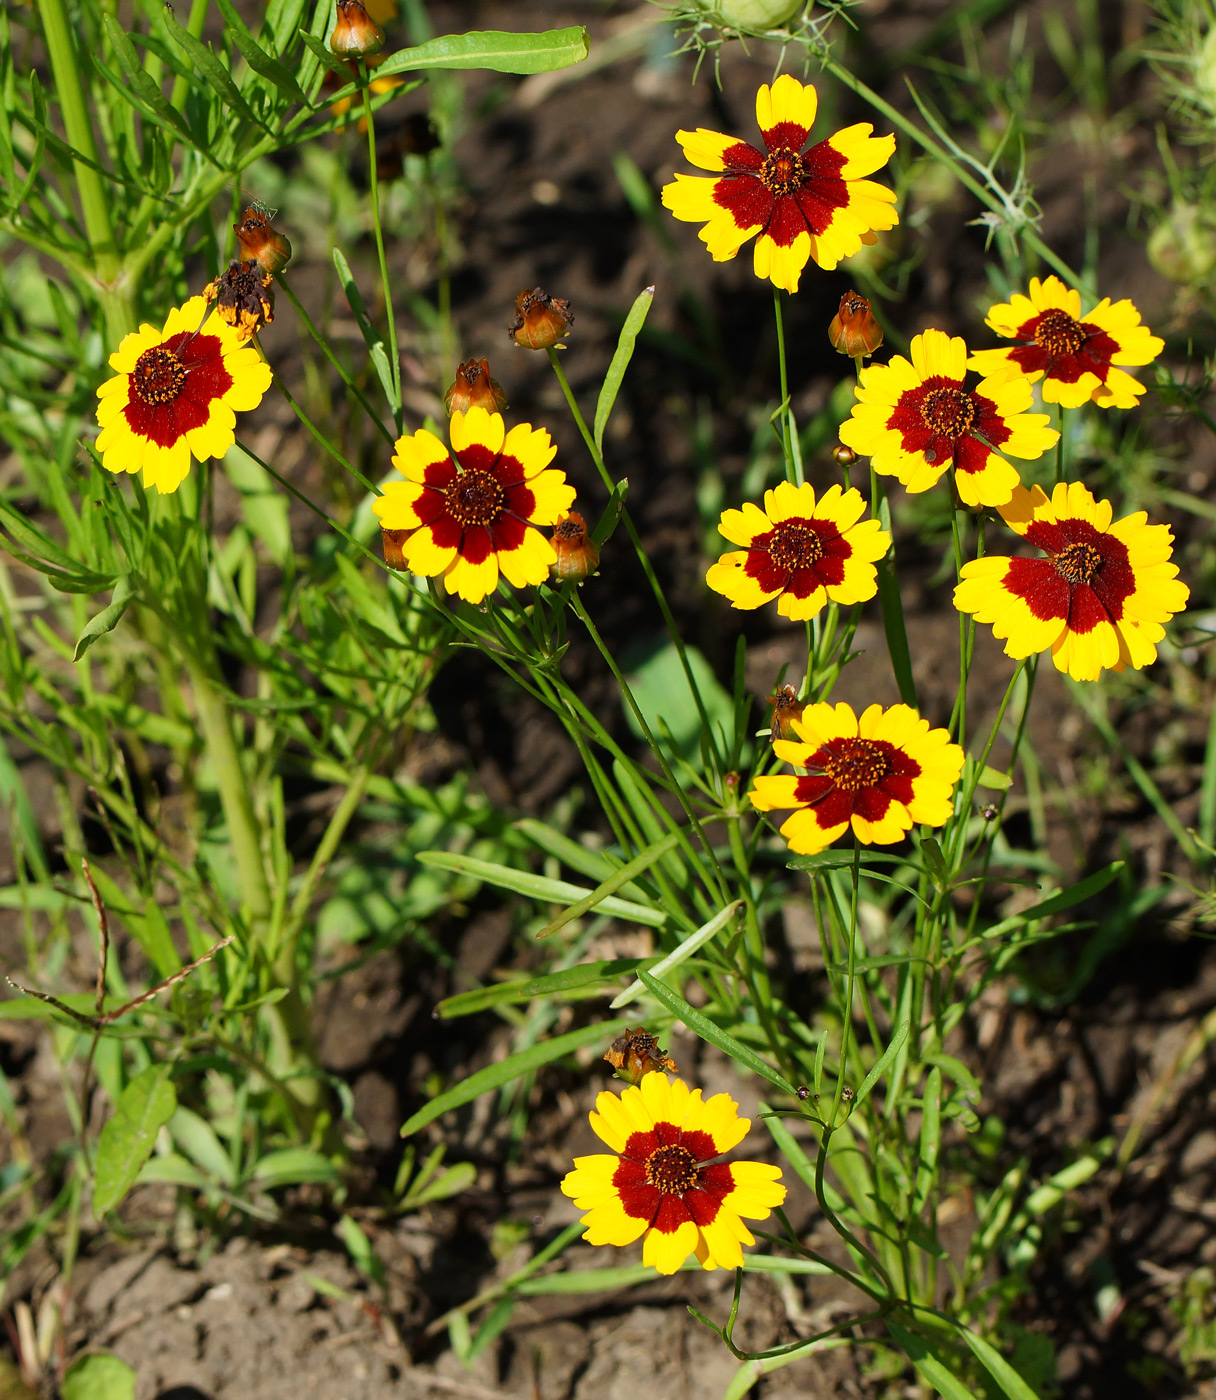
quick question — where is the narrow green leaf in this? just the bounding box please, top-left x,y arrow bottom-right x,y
400,1019 -> 630,1137
885,1319 -> 981,1400
332,247 -> 399,415
913,1066 -> 942,1215
536,831 -> 680,939
851,1020 -> 909,1111
977,764 -> 1013,791
0,992 -> 125,1022
594,285 -> 653,450
436,958 -> 646,1019
513,818 -> 651,902
252,1148 -> 340,1188
101,16 -> 196,143
518,1253 -> 830,1297
638,972 -> 797,1097
297,29 -> 351,75
265,0 -> 310,55
402,1161 -> 476,1207
980,861 -> 1123,942
416,850 -> 666,928
370,26 -> 589,80
920,835 -> 947,888
610,900 -> 740,1008
957,1328 -> 1041,1400
228,24 -> 308,104
163,13 -> 260,127
93,1064 -> 177,1216
874,518 -> 918,709
73,577 -> 134,661
62,1354 -> 136,1400
168,1105 -> 236,1186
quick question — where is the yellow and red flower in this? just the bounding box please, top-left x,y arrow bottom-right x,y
373,406 -> 575,605
750,702 -> 964,855
660,74 -> 897,293
561,1072 -> 785,1275
967,276 -> 1164,409
94,296 -> 272,495
953,482 -> 1189,682
706,482 -> 890,620
838,328 -> 1058,508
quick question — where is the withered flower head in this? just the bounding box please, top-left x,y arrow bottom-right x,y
604,1028 -> 676,1085
551,510 -> 600,582
443,357 -> 508,417
233,205 -> 292,276
381,528 -> 411,570
829,290 -> 883,358
768,683 -> 804,744
330,0 -> 385,56
509,287 -> 573,351
203,259 -> 274,341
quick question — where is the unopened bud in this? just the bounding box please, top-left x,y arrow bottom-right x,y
204,259 -> 274,341
444,358 -> 508,417
233,205 -> 292,276
381,528 -> 410,570
329,0 -> 385,57
828,290 -> 883,358
509,287 -> 573,351
833,443 -> 858,469
768,683 -> 803,743
551,511 -> 599,582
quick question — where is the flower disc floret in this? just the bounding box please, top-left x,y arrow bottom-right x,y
749,702 -> 964,855
967,276 -> 1164,409
94,296 -> 273,494
838,328 -> 1058,508
373,406 -> 575,605
560,1072 -> 786,1275
953,482 -> 1189,681
706,482 -> 890,621
660,74 -> 898,293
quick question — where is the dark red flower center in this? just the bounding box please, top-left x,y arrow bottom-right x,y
644,1144 -> 699,1194
1053,540 -> 1102,586
823,738 -> 889,792
768,520 -> 824,571
760,147 -> 806,196
1033,308 -> 1086,358
446,470 -> 505,527
131,346 -> 187,406
921,385 -> 975,439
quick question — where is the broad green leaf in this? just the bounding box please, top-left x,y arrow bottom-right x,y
886,1319 -> 981,1400
622,640 -> 733,765
93,1064 -> 177,1216
594,286 -> 653,450
400,1019 -> 630,1137
436,958 -> 647,1019
851,1021 -> 910,1112
638,972 -> 797,1097
370,27 -> 589,80
168,1105 -> 236,1186
611,900 -> 740,1008
62,1353 -> 136,1400
957,1328 -> 1042,1400
251,1148 -> 341,1188
72,577 -> 134,661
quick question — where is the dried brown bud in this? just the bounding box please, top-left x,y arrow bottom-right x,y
604,1028 -> 676,1085
828,290 -> 883,359
444,358 -> 508,417
233,205 -> 292,276
329,0 -> 385,56
508,287 -> 573,351
203,259 -> 274,341
768,683 -> 804,743
832,443 -> 858,468
551,511 -> 599,582
381,528 -> 410,570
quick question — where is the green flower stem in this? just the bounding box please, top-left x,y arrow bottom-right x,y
36,0 -> 135,344
834,840 -> 862,1120
270,372 -> 380,494
1055,404 -> 1067,484
278,278 -> 396,445
361,64 -> 403,432
773,290 -> 804,486
870,468 -> 917,708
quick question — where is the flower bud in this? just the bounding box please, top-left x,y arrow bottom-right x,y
832,443 -> 858,469
381,528 -> 410,570
233,205 -> 292,276
768,683 -> 803,743
204,259 -> 274,341
508,287 -> 573,350
604,1028 -> 676,1085
444,358 -> 508,417
329,0 -> 385,57
551,511 -> 599,582
829,290 -> 883,358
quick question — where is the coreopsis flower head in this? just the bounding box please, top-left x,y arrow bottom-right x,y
94,296 -> 272,495
233,205 -> 292,276
444,358 -> 508,416
953,482 -> 1189,682
967,276 -> 1164,410
838,328 -> 1059,509
509,287 -> 573,350
750,702 -> 964,855
373,406 -> 575,605
561,1071 -> 785,1274
768,683 -> 803,743
551,510 -> 600,582
829,290 -> 883,358
329,0 -> 385,57
706,482 -> 890,622
659,74 -> 897,294
603,1028 -> 676,1085
203,259 -> 274,342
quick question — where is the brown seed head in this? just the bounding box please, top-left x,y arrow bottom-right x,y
330,0 -> 385,56
551,511 -> 600,582
828,291 -> 883,358
604,1028 -> 676,1085
444,358 -> 508,417
768,683 -> 804,743
233,205 -> 292,276
509,287 -> 573,351
204,259 -> 274,341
